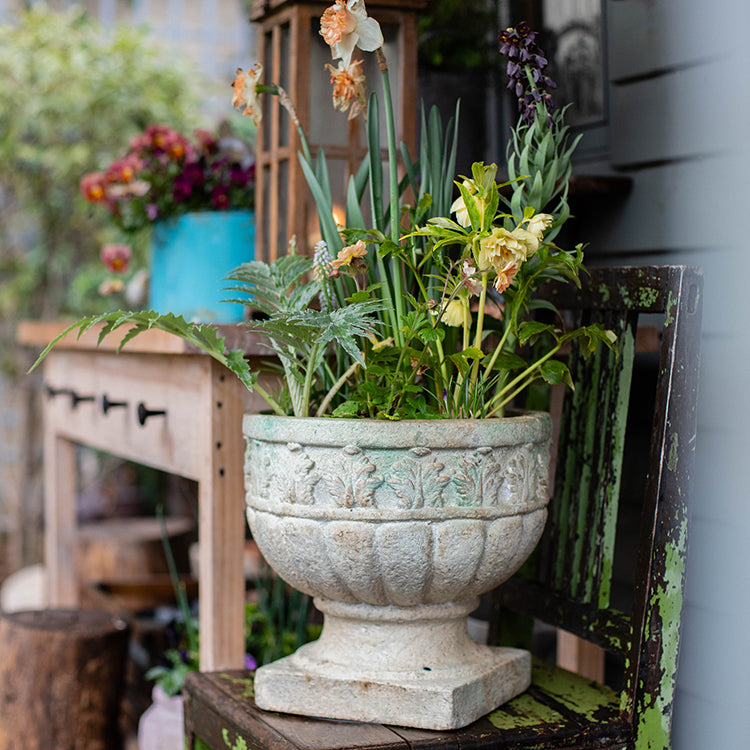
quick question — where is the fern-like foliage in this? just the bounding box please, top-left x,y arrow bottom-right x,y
28,310 -> 257,391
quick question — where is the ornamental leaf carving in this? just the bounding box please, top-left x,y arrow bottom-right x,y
322,447 -> 383,507
454,448 -> 508,507
388,450 -> 451,509
264,444 -> 320,504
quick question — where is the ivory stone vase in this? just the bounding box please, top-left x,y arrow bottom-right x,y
243,412 -> 552,730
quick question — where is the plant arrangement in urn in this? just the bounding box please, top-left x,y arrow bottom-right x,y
31,4 -> 615,731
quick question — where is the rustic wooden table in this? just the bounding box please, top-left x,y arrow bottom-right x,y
17,320 -> 271,671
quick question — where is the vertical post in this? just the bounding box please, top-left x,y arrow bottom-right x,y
43,425 -> 79,606
197,359 -> 247,671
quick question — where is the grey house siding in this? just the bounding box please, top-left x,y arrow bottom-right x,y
578,2 -> 750,747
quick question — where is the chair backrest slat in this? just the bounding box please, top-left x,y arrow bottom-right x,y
491,265 -> 703,745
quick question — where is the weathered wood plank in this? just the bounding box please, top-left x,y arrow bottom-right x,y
183,662 -> 631,750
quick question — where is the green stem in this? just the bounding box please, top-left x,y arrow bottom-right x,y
252,381 -> 286,417
300,342 -> 322,417
469,273 -> 489,387
486,343 -> 562,415
316,362 -> 360,417
378,52 -> 405,347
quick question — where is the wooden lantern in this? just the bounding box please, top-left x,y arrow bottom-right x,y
248,0 -> 427,260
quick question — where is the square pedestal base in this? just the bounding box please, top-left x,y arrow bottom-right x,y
253,645 -> 531,731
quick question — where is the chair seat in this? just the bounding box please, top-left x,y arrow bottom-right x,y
184,660 -> 632,750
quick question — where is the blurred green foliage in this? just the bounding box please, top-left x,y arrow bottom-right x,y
0,4 -> 205,371
418,0 -> 499,71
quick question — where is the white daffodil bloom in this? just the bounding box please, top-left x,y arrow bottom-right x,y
320,1 -> 384,67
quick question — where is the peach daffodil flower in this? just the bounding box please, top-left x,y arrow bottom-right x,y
320,1 -> 384,67
332,239 -> 368,268
325,59 -> 367,120
232,63 -> 264,126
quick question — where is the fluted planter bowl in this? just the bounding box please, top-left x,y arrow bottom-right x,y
243,412 -> 552,730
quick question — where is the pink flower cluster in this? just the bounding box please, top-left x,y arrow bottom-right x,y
80,124 -> 255,232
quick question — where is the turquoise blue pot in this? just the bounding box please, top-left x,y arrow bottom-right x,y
149,210 -> 255,323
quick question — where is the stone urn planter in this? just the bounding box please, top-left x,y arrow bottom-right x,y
243,412 -> 552,730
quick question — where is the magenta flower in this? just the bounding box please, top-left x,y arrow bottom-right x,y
100,243 -> 132,274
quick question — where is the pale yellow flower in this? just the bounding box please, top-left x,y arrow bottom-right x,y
325,59 -> 366,120
450,180 -> 484,228
320,0 -> 383,67
477,226 -> 539,271
232,63 -> 264,126
526,212 -> 553,240
331,239 -> 368,268
442,299 -> 467,327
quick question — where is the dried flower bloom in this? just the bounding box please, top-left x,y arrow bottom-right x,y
232,63 -> 264,126
494,263 -> 518,294
461,259 -> 483,297
332,239 -> 368,268
320,0 -> 383,67
101,244 -> 132,274
325,58 -> 367,120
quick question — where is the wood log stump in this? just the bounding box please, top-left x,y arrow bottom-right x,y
0,608 -> 130,750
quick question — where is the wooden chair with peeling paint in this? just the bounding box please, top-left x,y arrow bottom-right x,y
183,265 -> 703,750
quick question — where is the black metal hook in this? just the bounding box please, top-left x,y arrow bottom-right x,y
101,394 -> 128,415
137,402 -> 167,426
70,390 -> 95,409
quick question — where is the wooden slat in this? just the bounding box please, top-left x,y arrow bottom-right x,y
184,661 -> 631,750
16,320 -> 272,357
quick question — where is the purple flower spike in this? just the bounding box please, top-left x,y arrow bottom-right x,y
498,23 -> 556,124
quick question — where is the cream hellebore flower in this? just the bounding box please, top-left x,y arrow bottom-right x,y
232,63 -> 264,126
450,180 -> 485,228
526,212 -> 554,240
331,239 -> 368,268
324,59 -> 367,120
320,0 -> 384,67
442,299 -> 467,328
477,226 -> 540,272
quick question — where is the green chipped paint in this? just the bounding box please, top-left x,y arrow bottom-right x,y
488,692 -> 567,730
664,290 -> 677,327
222,727 -> 248,750
634,286 -> 659,308
218,672 -> 254,700
667,434 -> 679,472
634,515 -> 687,749
534,661 -> 620,723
